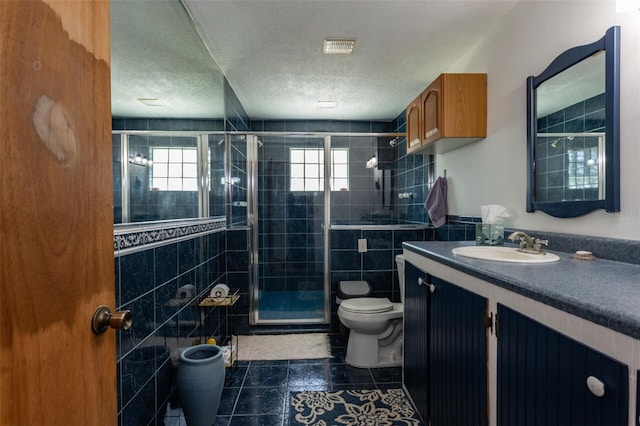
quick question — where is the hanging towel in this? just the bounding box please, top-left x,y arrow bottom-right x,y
424,176 -> 447,227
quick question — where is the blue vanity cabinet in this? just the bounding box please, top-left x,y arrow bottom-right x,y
403,261 -> 430,422
497,304 -> 629,426
403,261 -> 489,426
429,275 -> 489,426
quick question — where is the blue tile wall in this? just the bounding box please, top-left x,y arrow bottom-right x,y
535,93 -> 605,202
391,111 -> 433,224
329,227 -> 434,332
115,230 -> 228,426
225,78 -> 250,132
112,117 -> 225,132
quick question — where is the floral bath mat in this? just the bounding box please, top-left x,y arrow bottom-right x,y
289,388 -> 423,425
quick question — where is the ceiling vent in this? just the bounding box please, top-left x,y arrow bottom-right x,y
316,101 -> 338,109
137,98 -> 164,107
323,38 -> 356,55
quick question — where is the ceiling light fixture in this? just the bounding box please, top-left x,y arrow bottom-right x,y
317,101 -> 338,109
323,38 -> 356,55
137,98 -> 164,107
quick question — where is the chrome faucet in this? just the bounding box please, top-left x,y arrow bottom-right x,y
508,231 -> 549,254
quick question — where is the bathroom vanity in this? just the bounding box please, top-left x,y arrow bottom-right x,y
402,241 -> 640,426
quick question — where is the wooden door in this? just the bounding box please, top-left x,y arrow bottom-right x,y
0,1 -> 115,425
406,94 -> 423,154
422,76 -> 442,146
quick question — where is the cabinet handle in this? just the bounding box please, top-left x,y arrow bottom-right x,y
417,277 -> 436,293
586,376 -> 606,397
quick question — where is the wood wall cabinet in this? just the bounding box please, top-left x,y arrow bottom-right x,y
406,73 -> 487,155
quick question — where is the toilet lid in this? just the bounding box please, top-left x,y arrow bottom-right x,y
340,297 -> 394,314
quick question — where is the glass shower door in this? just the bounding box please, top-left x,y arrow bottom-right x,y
252,135 -> 328,324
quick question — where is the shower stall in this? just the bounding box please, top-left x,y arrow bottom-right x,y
238,132 -> 403,325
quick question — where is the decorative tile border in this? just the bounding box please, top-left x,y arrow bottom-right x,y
114,217 -> 226,256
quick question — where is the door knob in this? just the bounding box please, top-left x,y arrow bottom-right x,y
91,305 -> 132,335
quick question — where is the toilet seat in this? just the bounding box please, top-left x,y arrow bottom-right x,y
340,297 -> 394,314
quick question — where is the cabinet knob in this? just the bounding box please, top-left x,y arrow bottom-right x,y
586,376 -> 606,397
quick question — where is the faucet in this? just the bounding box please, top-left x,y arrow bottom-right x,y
508,231 -> 549,254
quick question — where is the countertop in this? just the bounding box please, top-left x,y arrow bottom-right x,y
403,241 -> 640,340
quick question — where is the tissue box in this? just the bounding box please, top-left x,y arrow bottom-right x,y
475,223 -> 504,246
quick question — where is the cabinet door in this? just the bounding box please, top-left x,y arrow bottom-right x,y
497,304 -> 629,426
406,95 -> 423,154
429,276 -> 489,426
403,261 -> 430,422
422,76 -> 442,146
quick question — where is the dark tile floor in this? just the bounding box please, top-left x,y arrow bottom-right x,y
165,334 -> 404,426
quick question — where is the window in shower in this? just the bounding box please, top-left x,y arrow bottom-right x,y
150,147 -> 199,191
567,147 -> 599,190
289,148 -> 348,191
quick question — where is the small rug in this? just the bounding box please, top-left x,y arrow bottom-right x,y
290,389 -> 423,425
236,333 -> 331,361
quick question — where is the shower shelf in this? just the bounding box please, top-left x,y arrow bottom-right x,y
199,291 -> 240,307
199,288 -> 240,370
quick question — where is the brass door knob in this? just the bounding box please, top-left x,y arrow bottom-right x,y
91,305 -> 132,335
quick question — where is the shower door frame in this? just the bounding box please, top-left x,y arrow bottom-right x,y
247,134 -> 332,325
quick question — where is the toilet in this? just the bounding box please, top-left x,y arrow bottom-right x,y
337,254 -> 405,368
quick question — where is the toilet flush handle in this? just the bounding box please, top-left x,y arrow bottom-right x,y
417,277 -> 436,293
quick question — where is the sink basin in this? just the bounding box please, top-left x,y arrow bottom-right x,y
452,246 -> 560,264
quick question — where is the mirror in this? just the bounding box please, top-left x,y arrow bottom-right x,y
526,26 -> 620,218
111,0 -> 226,224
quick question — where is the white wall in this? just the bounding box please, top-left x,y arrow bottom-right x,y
438,1 -> 640,240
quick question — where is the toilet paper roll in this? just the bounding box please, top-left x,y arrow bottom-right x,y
176,284 -> 196,299
210,284 -> 230,298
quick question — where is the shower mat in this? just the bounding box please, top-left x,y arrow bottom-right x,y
236,333 -> 331,361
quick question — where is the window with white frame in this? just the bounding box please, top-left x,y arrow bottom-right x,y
150,147 -> 198,191
290,148 -> 349,191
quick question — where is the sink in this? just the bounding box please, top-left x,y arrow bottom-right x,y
452,246 -> 560,264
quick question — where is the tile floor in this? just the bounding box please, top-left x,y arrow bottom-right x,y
165,334 -> 404,425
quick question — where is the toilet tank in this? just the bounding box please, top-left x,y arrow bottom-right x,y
395,254 -> 406,303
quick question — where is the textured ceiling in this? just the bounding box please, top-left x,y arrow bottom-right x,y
111,0 -> 522,121
110,0 -> 225,119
